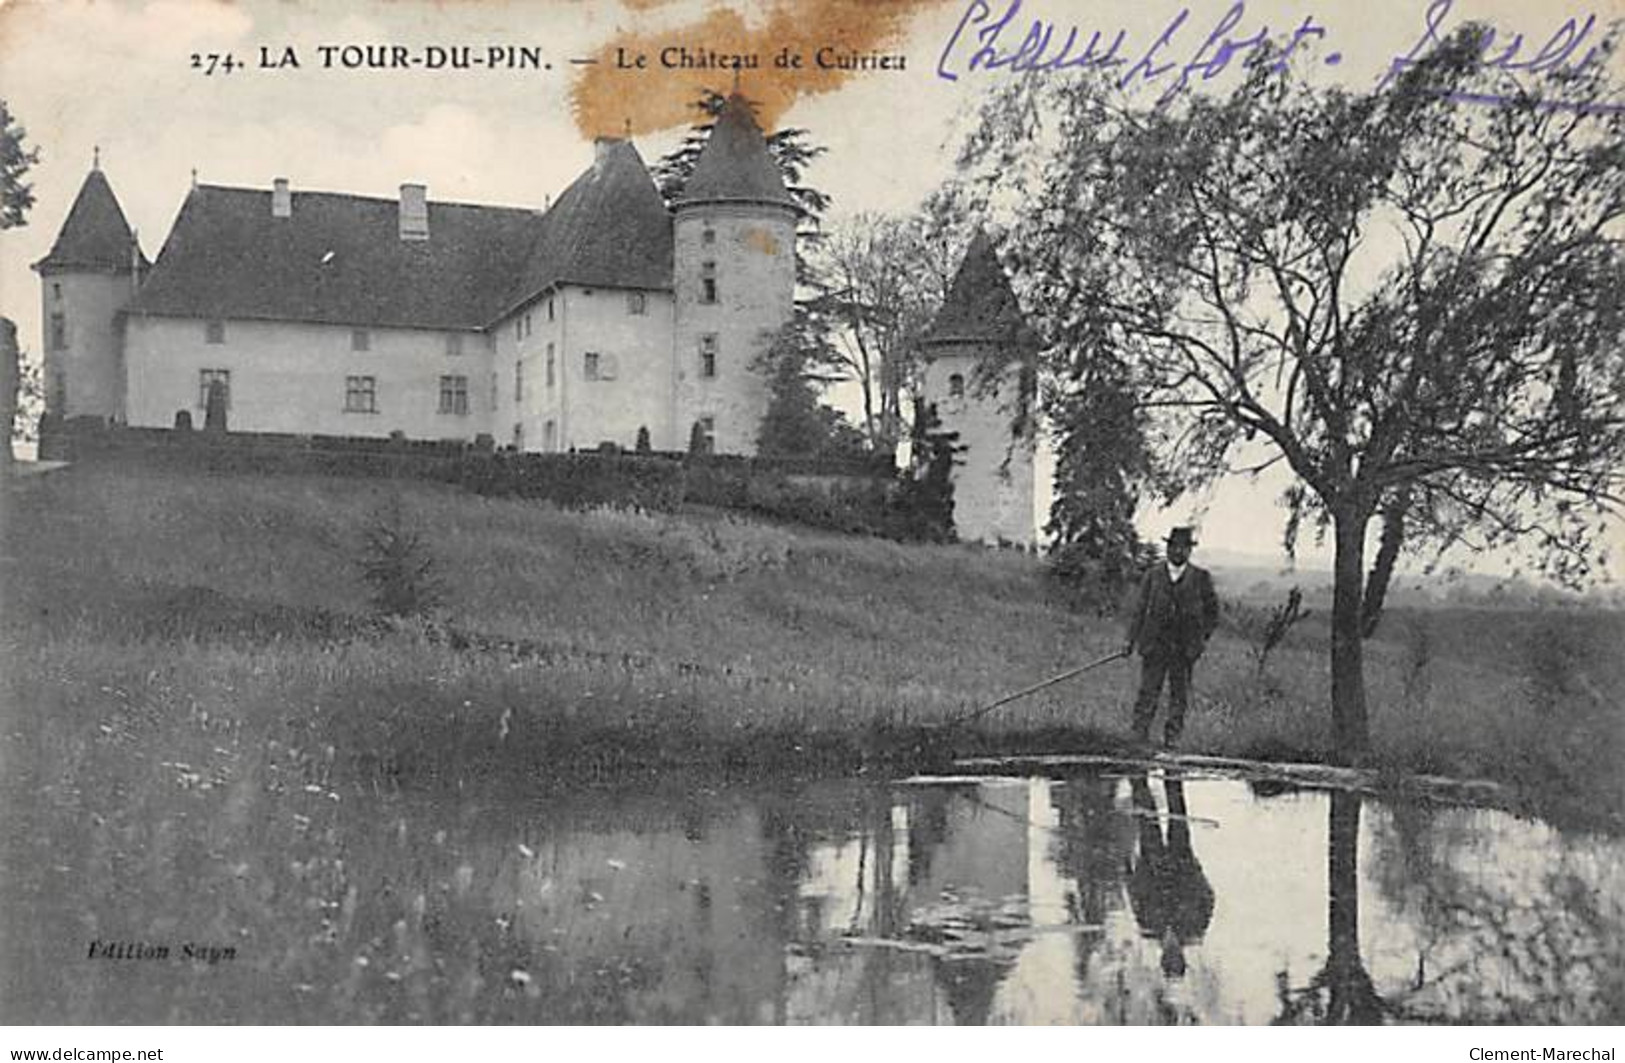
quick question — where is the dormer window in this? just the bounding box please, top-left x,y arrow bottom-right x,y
205,319 -> 225,345
700,261 -> 717,305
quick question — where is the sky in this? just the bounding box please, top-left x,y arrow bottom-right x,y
0,0 -> 1620,579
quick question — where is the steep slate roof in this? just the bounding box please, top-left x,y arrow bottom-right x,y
128,185 -> 544,330
35,169 -> 150,273
502,138 -> 674,316
677,94 -> 796,210
924,232 -> 1039,348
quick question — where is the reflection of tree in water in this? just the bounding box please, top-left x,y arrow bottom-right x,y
1365,796 -> 1625,1024
1051,772 -> 1137,988
1275,790 -> 1625,1024
1275,790 -> 1387,1024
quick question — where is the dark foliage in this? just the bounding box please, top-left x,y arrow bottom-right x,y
0,100 -> 38,231
358,496 -> 443,618
755,317 -> 869,463
1045,373 -> 1151,611
891,400 -> 960,544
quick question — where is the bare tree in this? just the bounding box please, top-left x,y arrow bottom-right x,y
954,34 -> 1625,757
819,212 -> 961,460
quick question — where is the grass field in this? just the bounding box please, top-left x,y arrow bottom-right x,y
3,463 -> 1622,1022
2,465 -> 1621,818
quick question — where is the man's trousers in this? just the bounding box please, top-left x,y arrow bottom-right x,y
1131,652 -> 1193,745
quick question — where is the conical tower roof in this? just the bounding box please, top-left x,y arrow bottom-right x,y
676,94 -> 796,211
504,137 -> 673,310
924,232 -> 1037,348
35,167 -> 149,273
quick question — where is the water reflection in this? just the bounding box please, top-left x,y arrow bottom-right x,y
25,767 -> 1625,1024
1126,776 -> 1214,980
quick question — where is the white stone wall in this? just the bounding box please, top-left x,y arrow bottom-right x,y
495,292 -> 563,450
557,285 -> 677,452
123,314 -> 493,439
920,344 -> 1038,546
40,271 -> 136,420
672,204 -> 796,455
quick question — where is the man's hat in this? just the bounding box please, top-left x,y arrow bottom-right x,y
1165,526 -> 1197,548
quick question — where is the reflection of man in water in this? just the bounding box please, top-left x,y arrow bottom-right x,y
1126,774 -> 1214,979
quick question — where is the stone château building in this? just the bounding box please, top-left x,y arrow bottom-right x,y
34,94 -> 1037,544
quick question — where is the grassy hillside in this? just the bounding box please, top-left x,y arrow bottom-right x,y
2,466 -> 1621,822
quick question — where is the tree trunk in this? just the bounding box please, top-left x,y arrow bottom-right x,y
1331,507 -> 1372,760
1361,488 -> 1410,639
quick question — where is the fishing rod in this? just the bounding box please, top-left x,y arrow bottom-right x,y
940,648 -> 1131,731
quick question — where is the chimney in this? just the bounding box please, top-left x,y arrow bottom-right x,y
272,178 -> 291,218
593,137 -> 622,167
399,183 -> 429,241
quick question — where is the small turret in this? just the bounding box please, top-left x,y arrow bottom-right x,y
921,232 -> 1040,546
32,162 -> 149,421
671,94 -> 798,457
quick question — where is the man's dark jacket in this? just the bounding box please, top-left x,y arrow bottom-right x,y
1125,564 -> 1220,662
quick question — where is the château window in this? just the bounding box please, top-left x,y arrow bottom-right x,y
198,369 -> 231,409
700,261 -> 717,305
205,319 -> 226,345
490,372 -> 498,411
583,352 -> 601,381
546,343 -> 556,387
543,420 -> 557,451
351,328 -> 370,352
51,282 -> 62,302
948,373 -> 965,399
344,375 -> 377,413
49,313 -> 67,351
547,298 -> 555,322
438,375 -> 469,415
699,334 -> 717,379
515,360 -> 524,404
445,334 -> 464,357
627,292 -> 646,316
702,228 -> 716,245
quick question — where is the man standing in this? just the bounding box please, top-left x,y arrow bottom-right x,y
1123,527 -> 1219,750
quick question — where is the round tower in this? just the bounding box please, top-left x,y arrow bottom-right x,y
671,94 -> 798,456
920,233 -> 1041,546
31,159 -> 149,424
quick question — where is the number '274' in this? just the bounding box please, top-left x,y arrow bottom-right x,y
190,53 -> 242,75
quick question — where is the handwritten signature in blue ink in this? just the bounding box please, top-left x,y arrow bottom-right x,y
935,0 -> 1337,105
936,0 -> 1621,115
1380,0 -> 1619,115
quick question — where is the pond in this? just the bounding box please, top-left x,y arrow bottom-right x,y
18,763 -> 1625,1024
